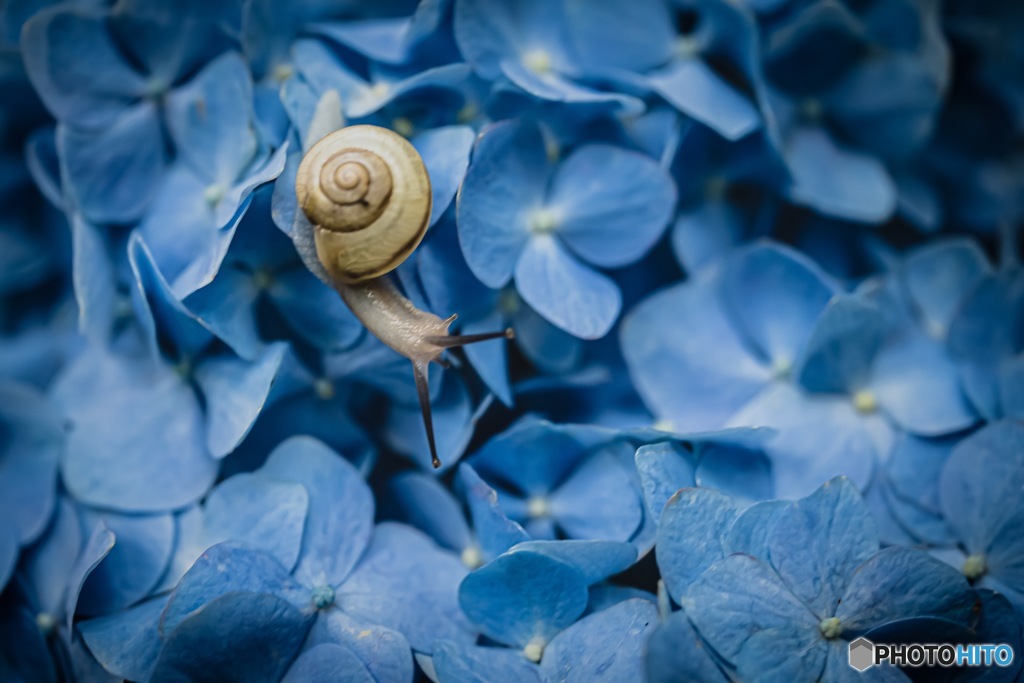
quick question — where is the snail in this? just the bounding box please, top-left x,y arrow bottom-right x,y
296,124 -> 512,469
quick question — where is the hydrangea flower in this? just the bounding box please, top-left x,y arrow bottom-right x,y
433,541 -> 646,679
454,0 -> 665,112
22,1 -> 236,221
82,437 -> 471,682
50,236 -> 284,512
936,421 -> 1024,618
624,240 -> 976,497
458,119 -> 676,338
136,52 -> 288,297
659,478 -> 982,682
466,417 -> 646,543
1,497 -> 114,682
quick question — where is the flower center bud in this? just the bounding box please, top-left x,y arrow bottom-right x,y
527,496 -> 550,519
819,617 -> 842,639
529,208 -> 560,235
771,357 -> 792,380
460,545 -> 484,569
393,117 -> 415,138
311,584 -> 336,610
252,269 -> 274,291
204,183 -> 225,208
523,637 -> 546,662
963,553 -> 987,581
273,63 -> 294,82
523,49 -> 553,75
314,378 -> 335,401
852,390 -> 878,414
36,612 -> 57,635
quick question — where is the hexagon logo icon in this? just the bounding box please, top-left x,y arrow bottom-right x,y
849,637 -> 875,672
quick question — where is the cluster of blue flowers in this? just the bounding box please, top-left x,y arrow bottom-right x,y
1,0 -> 1022,681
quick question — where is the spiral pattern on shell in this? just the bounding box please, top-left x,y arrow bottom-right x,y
296,125 -> 432,284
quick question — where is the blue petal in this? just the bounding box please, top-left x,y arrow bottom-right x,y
635,442 -> 696,523
21,6 -> 145,130
900,239 -> 991,339
939,421 -> 1024,557
78,511 -> 175,616
202,474 -> 310,573
458,550 -> 588,649
306,610 -> 414,683
563,0 -> 673,72
683,554 -> 825,681
656,488 -> 740,603
724,241 -> 838,368
1002,355 -> 1024,420
281,643 -> 374,683
784,125 -> 897,224
184,266 -> 263,360
70,216 -> 117,346
194,343 -> 286,458
341,523 -> 473,653
836,547 -> 976,633
457,121 -> 545,288
469,418 -> 586,498
128,233 -> 214,362
539,599 -> 658,682
0,382 -> 62,545
22,498 -> 83,616
870,332 -> 978,435
152,592 -> 314,683
794,295 -> 887,394
884,433 -> 951,513
763,478 -> 878,617
391,472 -> 472,554
512,297 -> 583,373
509,540 -> 637,585
53,350 -> 217,512
726,383 -> 879,499
621,276 -> 770,431
79,595 -> 168,683
59,103 -> 167,223
645,610 -> 728,683
694,441 -> 775,504
136,165 -> 225,292
261,436 -> 374,587
412,125 -> 475,227
432,640 -> 543,683
161,544 -> 305,637
454,0 -> 560,79
515,235 -> 621,339
268,266 -> 364,352
65,522 -> 117,631
823,53 -> 945,162
0,527 -> 15,592
462,311 -> 513,406
549,451 -> 644,541
309,18 -> 412,65
947,272 -> 1024,367
459,464 -> 530,561
166,52 -> 257,186
549,144 -> 676,268
670,200 -> 744,274
501,59 -> 644,112
649,59 -> 761,141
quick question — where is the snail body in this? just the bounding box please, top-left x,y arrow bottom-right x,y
296,125 -> 511,468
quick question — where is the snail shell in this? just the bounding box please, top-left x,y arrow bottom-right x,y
296,125 -> 432,285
